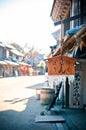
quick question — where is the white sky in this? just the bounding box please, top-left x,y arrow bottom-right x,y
0,0 -> 59,54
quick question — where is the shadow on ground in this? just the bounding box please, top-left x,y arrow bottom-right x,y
0,81 -> 53,130
0,82 -> 86,130
26,81 -> 48,89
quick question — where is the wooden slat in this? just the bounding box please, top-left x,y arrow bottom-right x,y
51,0 -> 71,22
35,115 -> 65,123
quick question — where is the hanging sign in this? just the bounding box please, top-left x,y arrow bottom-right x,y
48,55 -> 76,75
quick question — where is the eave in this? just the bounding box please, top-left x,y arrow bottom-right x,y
51,0 -> 71,22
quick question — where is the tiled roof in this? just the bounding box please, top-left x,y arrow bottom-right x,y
10,49 -> 24,57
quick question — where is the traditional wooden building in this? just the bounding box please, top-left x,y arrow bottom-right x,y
48,0 -> 86,108
0,43 -> 26,77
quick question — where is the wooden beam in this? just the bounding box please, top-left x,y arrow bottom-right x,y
54,12 -> 86,26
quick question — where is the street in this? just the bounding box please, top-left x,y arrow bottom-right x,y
0,75 -> 54,130
0,76 -> 86,130
0,76 -> 46,112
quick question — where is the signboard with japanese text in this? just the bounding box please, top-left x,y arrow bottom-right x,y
48,55 -> 76,75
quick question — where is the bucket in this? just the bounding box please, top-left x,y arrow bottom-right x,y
40,88 -> 55,105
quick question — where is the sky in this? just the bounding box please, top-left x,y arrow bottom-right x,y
0,0 -> 59,54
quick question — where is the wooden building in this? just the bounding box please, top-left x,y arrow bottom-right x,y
48,0 -> 86,108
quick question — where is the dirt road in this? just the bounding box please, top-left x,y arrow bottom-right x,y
0,76 -> 46,112
0,76 -> 54,130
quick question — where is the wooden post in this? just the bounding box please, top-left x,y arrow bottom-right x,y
60,16 -> 63,55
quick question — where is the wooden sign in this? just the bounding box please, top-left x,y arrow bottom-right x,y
48,55 -> 76,75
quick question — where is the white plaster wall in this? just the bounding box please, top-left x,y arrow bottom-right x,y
48,75 -> 74,103
48,75 -> 65,88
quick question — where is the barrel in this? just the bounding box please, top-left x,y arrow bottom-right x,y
40,88 -> 55,105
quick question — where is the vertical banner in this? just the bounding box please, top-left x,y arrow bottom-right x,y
48,55 -> 76,75
72,71 -> 83,108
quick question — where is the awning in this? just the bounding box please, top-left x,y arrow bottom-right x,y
4,60 -> 19,66
18,62 -> 31,66
5,44 -> 15,49
0,61 -> 7,65
0,42 -> 5,48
